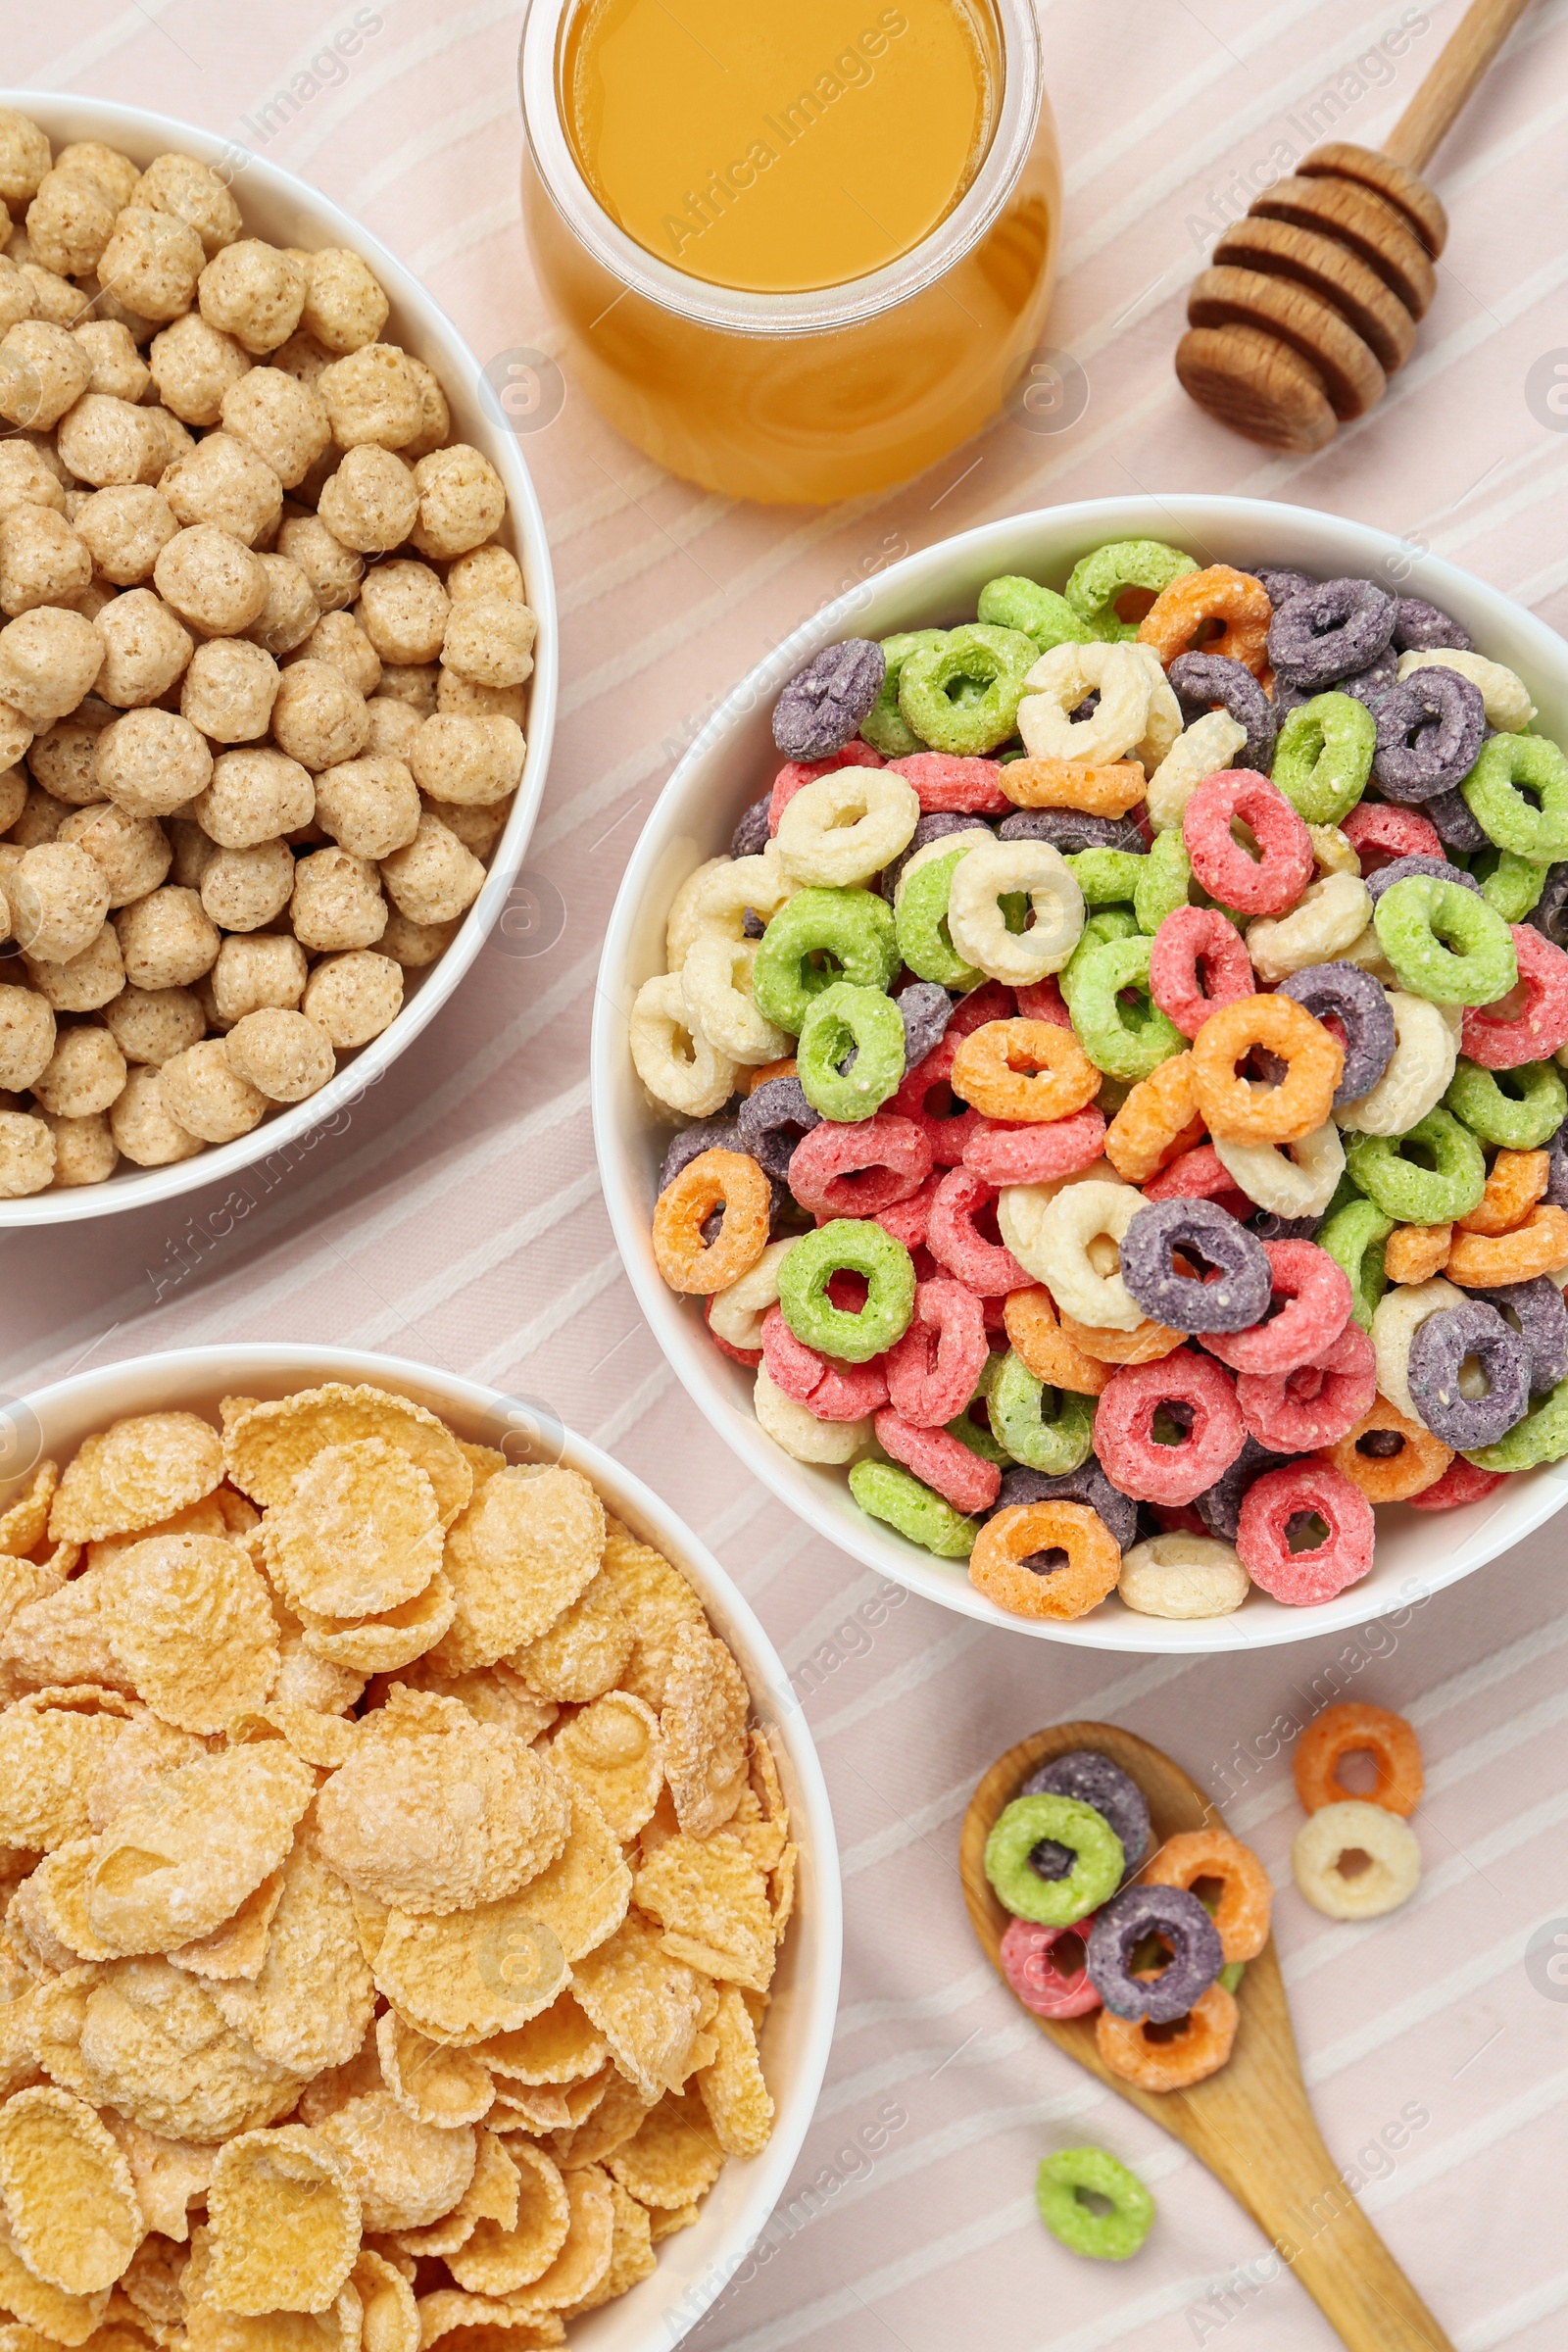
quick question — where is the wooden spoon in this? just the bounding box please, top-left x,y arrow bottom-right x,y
1175,0 -> 1535,452
960,1722 -> 1455,2351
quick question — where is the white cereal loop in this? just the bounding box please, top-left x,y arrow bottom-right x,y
754,1364 -> 870,1463
1337,920 -> 1398,987
775,769 -> 919,889
946,839 -> 1085,985
628,970 -> 736,1118
1212,1119 -> 1345,1216
680,934 -> 790,1065
1127,641 -> 1184,774
1307,822 -> 1360,876
893,826 -> 993,903
664,856 -> 730,973
1246,870 -> 1371,982
1292,1798 -> 1421,1919
1145,709 -> 1248,833
1335,991 -> 1456,1136
710,1238 -> 796,1350
1016,640 -> 1152,766
1024,1178 -> 1144,1330
689,846 -> 794,948
1397,647 -> 1536,733
1372,1275 -> 1465,1426
1118,1533 -> 1250,1618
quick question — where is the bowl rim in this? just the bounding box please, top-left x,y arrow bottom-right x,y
0,91 -> 559,1230
5,1340 -> 843,2350
591,489 -> 1568,1652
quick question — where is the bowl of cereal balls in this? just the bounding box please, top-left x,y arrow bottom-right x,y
0,1344 -> 839,2351
0,97 -> 556,1221
594,494 -> 1568,1649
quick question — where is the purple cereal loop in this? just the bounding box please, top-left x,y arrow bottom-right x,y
1087,1884 -> 1225,2022
996,1463 -> 1139,1550
1267,577 -> 1397,690
1277,960 -> 1398,1104
1474,1275 -> 1568,1395
730,793 -> 771,858
1119,1198 -> 1274,1333
1370,667 -> 1487,803
883,808 -> 984,901
999,809 -> 1147,855
1339,647 -> 1399,711
736,1077 -> 819,1184
1254,565 -> 1315,608
658,1115 -> 740,1195
1425,783 -> 1490,852
1405,1301 -> 1530,1449
1195,1433 -> 1292,1541
773,639 -> 886,760
1168,651 -> 1277,774
1364,855 -> 1481,906
1393,597 -> 1473,655
896,981 -> 954,1068
1545,1119 -> 1568,1211
1021,1750 -> 1152,1883
1528,864 -> 1568,953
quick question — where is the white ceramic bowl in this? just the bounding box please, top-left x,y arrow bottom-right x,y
0,94 -> 557,1228
593,492 -> 1568,1653
2,1343 -> 839,2351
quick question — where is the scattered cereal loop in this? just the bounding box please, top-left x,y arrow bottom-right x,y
50,1415 -> 223,1545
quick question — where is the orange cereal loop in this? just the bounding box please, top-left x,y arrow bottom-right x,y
968,1501 -> 1121,1621
1104,1052 -> 1203,1183
1143,1829 -> 1273,1962
1191,994 -> 1342,1145
1000,758 -> 1148,817
1320,1396 -> 1450,1502
1096,1976 -> 1239,2091
1137,564 -> 1272,676
1058,1308 -> 1185,1365
950,1020 -> 1100,1124
1293,1700 -> 1424,1819
1383,1222 -> 1452,1283
651,1147 -> 771,1297
738,1056 -> 797,1094
1447,1203 -> 1568,1288
1003,1289 -> 1110,1396
1456,1149 -> 1548,1236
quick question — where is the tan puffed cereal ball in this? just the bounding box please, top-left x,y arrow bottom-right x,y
8,785 -> 66,847
159,1035 -> 270,1141
435,671 -> 526,725
159,429 -> 282,546
26,718 -> 109,806
425,793 -> 510,860
72,320 -> 150,403
115,884 -> 220,990
301,250 -> 389,355
212,932 -> 308,1022
9,431 -> 71,489
244,553 -> 318,658
270,658 -> 368,771
220,366 -> 331,490
408,712 -> 524,808
0,606 -> 103,724
402,358 -> 452,464
380,811 -> 485,927
0,763 -> 24,830
54,142 -> 141,213
94,589 -> 194,709
14,265 -> 85,331
142,407 -> 195,480
225,1005 -> 335,1102
135,152 -> 243,260
74,484 -> 179,585
153,523 -> 268,636
73,581 -> 119,628
59,802 -> 172,906
30,1022 -> 126,1117
314,757 -> 419,860
294,607 -> 380,697
180,636 -> 279,744
167,816 -> 217,892
111,1061 -> 203,1163
411,445 -> 507,560
0,1106 -> 54,1195
376,662 -> 439,715
148,311 -> 251,427
94,706 -> 213,817
302,949 -> 403,1049
25,168 -> 116,277
270,327 -> 333,390
0,112 -> 52,211
317,445 -> 417,557
194,744 -> 314,849
0,318 -> 93,430
23,920 -> 124,1012
0,981 -> 55,1090
291,844 -> 386,951
201,838 -> 297,932
0,442 -> 68,520
0,505 -> 91,615
0,255 -> 38,337
362,696 -> 421,760
10,839 -> 112,962
275,513 -> 362,615
357,560 -> 448,666
318,342 -> 422,451
43,1107 -> 117,1185
96,205 -> 205,323
197,239 -> 307,356
441,594 -> 535,691
104,981 -> 204,1064
444,545 -> 525,605
56,392 -> 167,488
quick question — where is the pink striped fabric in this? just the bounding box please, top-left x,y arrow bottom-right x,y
10,3 -> 1568,2343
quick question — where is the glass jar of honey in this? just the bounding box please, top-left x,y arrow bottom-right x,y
518,0 -> 1060,505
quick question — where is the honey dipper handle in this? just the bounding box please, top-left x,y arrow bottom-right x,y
1383,0 -> 1535,172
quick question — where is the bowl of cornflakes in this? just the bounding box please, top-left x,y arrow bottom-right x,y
0,1345 -> 838,2350
0,95 -> 557,1223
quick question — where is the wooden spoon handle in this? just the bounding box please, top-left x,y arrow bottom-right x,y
1383,0 -> 1535,172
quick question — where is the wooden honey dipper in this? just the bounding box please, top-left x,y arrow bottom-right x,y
1176,0 -> 1534,452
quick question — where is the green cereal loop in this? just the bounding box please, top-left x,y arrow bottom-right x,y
1063,539 -> 1199,641
1072,907 -> 1141,963
897,623 -> 1038,757
1464,1373 -> 1568,1471
779,1218 -> 914,1363
1445,1055 -> 1567,1149
987,1352 -> 1096,1474
1270,692 -> 1376,825
1373,874 -> 1517,1006
1037,2148 -> 1155,2262
797,981 -> 906,1123
948,1358 -> 1014,1466
1135,828 -> 1192,935
861,629 -> 944,758
849,1458 -> 976,1556
1317,1195 -> 1393,1331
1068,848 -> 1146,907
985,1794 -> 1124,1926
1061,936 -> 1185,1081
752,886 -> 898,1034
895,844 -> 985,990
1461,732 -> 1568,862
1472,846 -> 1548,922
977,575 -> 1094,654
1219,1960 -> 1247,1994
1343,1108 -> 1487,1225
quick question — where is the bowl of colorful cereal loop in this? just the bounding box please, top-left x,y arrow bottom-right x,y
0,1343 -> 838,2351
0,95 -> 556,1224
594,493 -> 1568,1650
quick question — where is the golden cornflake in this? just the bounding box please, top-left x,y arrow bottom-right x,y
544,2073 -> 653,2174
350,2250 -> 418,2352
315,1719 -> 567,1920
98,1537 -> 278,1736
51,1959 -> 304,2142
432,1471 -> 604,1676
0,1572 -> 129,1698
375,2013 -> 495,2132
500,2165 -> 612,2319
51,1416 -> 224,1546
270,1609 -> 367,1719
697,1986 -> 774,2159
415,2289 -> 564,2348
476,1993 -> 607,2088
0,1700 -> 126,1850
24,1840 -> 115,1964
633,1837 -> 776,1995
86,1716 -> 208,1838
605,2088 -> 723,2212
228,1705 -> 357,1772
0,1463 -> 57,1559
372,1895 -> 569,2046
223,1389 -> 471,1530
392,2126 -> 515,2260
210,1849 -> 374,2079
316,2096 -> 476,2234
660,1623 -> 750,1839
299,1575 -> 456,1676
507,1574 -> 631,1707
372,1662 -> 556,1748
85,1494 -> 233,1574
594,1520 -> 703,1711
206,2128 -> 362,2316
770,1844 -> 797,1943
509,1785 -> 627,1965
99,2121 -> 212,2245
119,2226 -> 194,2319
445,2143 -> 567,2297
88,1745 -> 315,1956
0,2086 -> 142,2294
545,1694 -> 662,1845
265,1442 -> 444,1621
0,2213 -> 113,2345
567,1914 -> 706,2104
647,2205 -> 699,2244
560,2180 -> 655,2317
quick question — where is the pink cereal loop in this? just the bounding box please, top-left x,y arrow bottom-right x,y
1182,768 -> 1315,917
874,1407 -> 1002,1512
1016,975 -> 1074,1030
927,1166 -> 1033,1295
704,1298 -> 762,1369
1094,1348 -> 1247,1506
1340,802 -> 1444,874
787,1112 -> 933,1219
892,1034 -> 988,1166
1237,1460 -> 1374,1603
1236,1319 -> 1377,1451
963,1105 -> 1107,1188
768,738 -> 884,831
948,979 -> 1018,1036
1200,1240 -> 1352,1375
890,752 -> 1011,813
760,1305 -> 889,1421
876,1171 -> 942,1250
1142,1145 -> 1251,1220
1000,1914 -> 1102,2020
885,1277 -> 990,1428
1409,1456 -> 1511,1511
1149,906 -> 1255,1039
1461,926 -> 1568,1068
